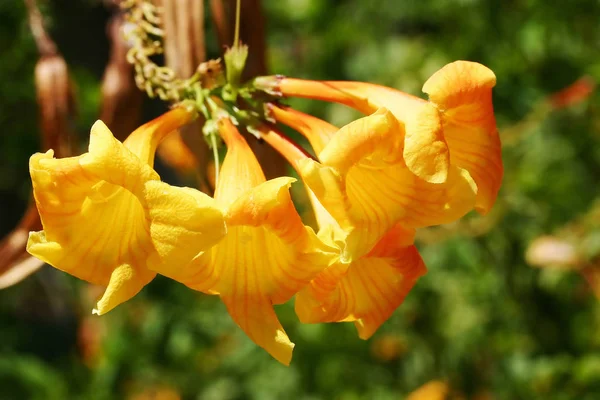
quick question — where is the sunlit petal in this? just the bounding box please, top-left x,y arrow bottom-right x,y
27,140 -> 156,315
277,78 -> 449,183
27,108 -> 201,314
423,61 -> 502,213
298,110 -> 477,258
295,225 -> 426,339
270,104 -> 338,155
167,118 -> 334,364
144,180 -> 226,276
275,60 -> 502,193
123,106 -> 195,166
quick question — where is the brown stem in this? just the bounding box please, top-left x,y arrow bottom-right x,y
0,204 -> 42,275
24,0 -> 57,56
99,14 -> 144,141
210,0 -> 231,47
236,0 -> 267,79
160,0 -> 211,190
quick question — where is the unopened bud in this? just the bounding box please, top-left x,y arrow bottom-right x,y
253,75 -> 283,96
224,43 -> 249,88
197,59 -> 225,89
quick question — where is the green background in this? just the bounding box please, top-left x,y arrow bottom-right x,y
1,0 -> 600,399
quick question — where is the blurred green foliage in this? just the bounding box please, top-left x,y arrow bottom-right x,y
2,0 -> 600,399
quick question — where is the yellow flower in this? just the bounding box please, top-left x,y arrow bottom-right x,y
295,223 -> 426,339
258,121 -> 427,339
271,104 -> 476,259
150,117 -> 334,365
27,108 -> 226,315
267,60 -> 502,214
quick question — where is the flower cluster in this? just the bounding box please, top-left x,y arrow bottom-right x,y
27,60 -> 502,364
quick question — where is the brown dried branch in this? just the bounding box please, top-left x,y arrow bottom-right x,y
237,0 -> 283,179
160,0 -> 206,78
100,14 -> 144,141
158,0 -> 211,191
210,0 -> 231,49
0,255 -> 45,290
0,205 -> 42,277
35,54 -> 76,156
236,0 -> 267,79
24,0 -> 57,56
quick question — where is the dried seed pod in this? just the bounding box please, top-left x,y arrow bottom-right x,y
158,0 -> 211,190
34,54 -> 76,157
0,1 -> 77,288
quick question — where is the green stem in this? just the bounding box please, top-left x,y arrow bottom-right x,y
233,0 -> 241,46
210,132 -> 220,185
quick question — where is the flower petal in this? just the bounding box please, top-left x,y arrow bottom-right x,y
80,121 -> 158,195
221,292 -> 294,365
123,106 -> 195,166
277,78 -> 449,183
422,61 -> 502,213
317,108 -> 403,171
93,263 -> 155,315
27,109 -> 198,314
144,180 -> 226,277
324,82 -> 450,184
165,122 -> 334,363
186,178 -> 334,299
27,148 -> 156,313
403,103 -> 450,184
295,225 -> 426,339
184,214 -> 330,364
214,118 -> 266,206
299,110 -> 477,258
270,104 -> 338,155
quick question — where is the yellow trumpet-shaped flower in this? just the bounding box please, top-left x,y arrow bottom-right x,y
27,108 -> 226,315
265,60 -> 502,214
271,105 -> 476,259
258,122 -> 427,339
150,117 -> 334,365
296,223 -> 426,339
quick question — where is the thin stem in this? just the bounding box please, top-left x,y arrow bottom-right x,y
233,0 -> 241,46
257,123 -> 336,230
257,124 -> 315,168
210,132 -> 220,185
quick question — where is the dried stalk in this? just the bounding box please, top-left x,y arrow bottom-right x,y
210,0 -> 231,48
1,0 -> 77,287
157,0 -> 211,191
24,0 -> 57,56
100,14 -> 144,141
